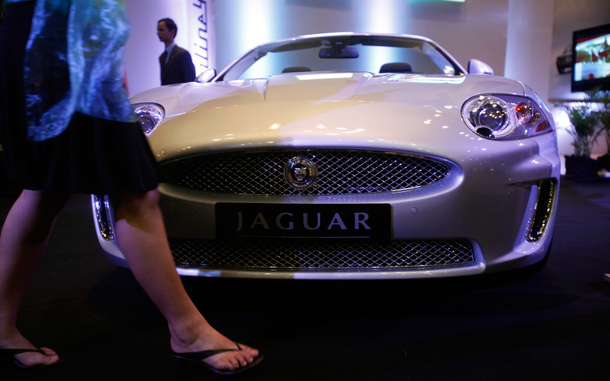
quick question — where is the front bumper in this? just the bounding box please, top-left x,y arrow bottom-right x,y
92,144 -> 559,280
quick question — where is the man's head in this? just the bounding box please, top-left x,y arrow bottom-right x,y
157,18 -> 177,46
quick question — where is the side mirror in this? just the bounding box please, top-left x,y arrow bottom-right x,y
196,68 -> 217,83
468,59 -> 494,75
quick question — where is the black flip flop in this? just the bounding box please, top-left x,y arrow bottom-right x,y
0,348 -> 64,369
173,343 -> 264,375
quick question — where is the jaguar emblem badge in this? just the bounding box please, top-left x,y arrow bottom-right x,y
285,157 -> 318,189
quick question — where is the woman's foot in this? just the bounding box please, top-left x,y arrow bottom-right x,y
0,346 -> 62,369
0,332 -> 62,368
173,342 -> 264,375
170,324 -> 261,373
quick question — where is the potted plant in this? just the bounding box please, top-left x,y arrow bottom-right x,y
562,90 -> 605,182
590,89 -> 610,171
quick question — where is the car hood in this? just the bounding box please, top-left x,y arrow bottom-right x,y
131,73 -> 529,162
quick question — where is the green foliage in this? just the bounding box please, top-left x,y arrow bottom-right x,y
562,88 -> 610,157
589,89 -> 610,151
566,104 -> 599,157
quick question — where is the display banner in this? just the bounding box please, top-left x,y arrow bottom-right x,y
188,0 -> 215,76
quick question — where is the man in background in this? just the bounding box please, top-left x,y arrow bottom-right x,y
157,18 -> 195,85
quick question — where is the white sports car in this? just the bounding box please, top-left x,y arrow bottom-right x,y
92,32 -> 560,280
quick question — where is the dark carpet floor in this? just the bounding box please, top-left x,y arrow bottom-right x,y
1,176 -> 609,380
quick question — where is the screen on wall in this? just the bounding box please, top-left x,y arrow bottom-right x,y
572,23 -> 610,92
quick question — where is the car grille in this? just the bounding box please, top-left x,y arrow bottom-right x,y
161,150 -> 450,195
169,238 -> 475,270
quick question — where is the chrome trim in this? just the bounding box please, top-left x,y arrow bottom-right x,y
528,179 -> 557,241
175,264 -> 487,279
93,194 -> 114,241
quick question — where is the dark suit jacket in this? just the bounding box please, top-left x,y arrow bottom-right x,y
160,45 -> 196,85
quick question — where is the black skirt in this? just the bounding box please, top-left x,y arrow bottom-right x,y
0,1 -> 161,194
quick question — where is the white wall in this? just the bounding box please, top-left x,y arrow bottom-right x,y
123,0 -> 184,95
213,0 -> 509,80
125,0 -> 512,94
123,0 -> 215,96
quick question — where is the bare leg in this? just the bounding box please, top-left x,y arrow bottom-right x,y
0,190 -> 68,367
111,190 -> 259,372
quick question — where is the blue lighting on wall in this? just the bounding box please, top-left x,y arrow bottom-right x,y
358,0 -> 407,34
231,1 -> 277,56
216,0 -> 281,77
216,0 -> 465,74
356,0 -> 409,74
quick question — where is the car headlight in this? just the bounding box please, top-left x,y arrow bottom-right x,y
462,95 -> 552,140
133,103 -> 165,136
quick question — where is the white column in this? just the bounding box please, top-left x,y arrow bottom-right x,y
504,0 -> 554,103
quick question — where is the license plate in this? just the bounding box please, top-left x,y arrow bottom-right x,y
215,203 -> 391,241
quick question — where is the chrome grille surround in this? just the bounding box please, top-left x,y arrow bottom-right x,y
528,178 -> 558,242
169,238 -> 475,270
161,150 -> 450,196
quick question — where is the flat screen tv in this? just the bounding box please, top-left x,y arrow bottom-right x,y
572,23 -> 610,92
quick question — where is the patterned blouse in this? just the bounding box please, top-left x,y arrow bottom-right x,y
5,0 -> 137,141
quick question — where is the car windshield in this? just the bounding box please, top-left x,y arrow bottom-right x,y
219,35 -> 463,81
